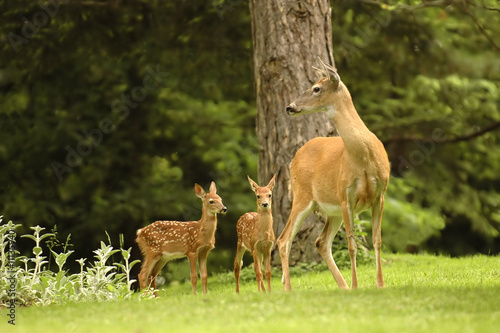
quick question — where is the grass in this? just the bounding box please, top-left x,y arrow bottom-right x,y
2,253 -> 500,333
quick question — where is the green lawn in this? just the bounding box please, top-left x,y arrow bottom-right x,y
2,254 -> 500,333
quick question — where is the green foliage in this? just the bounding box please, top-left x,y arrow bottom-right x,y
0,0 -> 256,271
0,218 -> 144,307
45,225 -> 73,271
333,0 -> 500,254
371,177 -> 446,252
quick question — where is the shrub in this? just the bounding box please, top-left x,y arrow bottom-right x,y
0,216 -> 147,307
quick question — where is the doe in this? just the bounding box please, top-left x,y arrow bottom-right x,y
234,175 -> 276,293
277,58 -> 390,291
136,182 -> 227,296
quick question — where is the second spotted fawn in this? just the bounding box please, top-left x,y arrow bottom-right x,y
234,174 -> 276,293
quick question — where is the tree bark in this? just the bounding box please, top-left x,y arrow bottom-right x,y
249,0 -> 336,264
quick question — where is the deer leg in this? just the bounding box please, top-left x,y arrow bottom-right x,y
258,252 -> 266,292
277,200 -> 313,291
187,253 -> 198,295
252,250 -> 265,292
138,253 -> 160,293
149,257 -> 168,297
234,242 -> 245,294
342,200 -> 358,289
198,250 -> 210,294
138,261 -> 150,291
264,247 -> 272,293
372,195 -> 386,288
315,215 -> 349,289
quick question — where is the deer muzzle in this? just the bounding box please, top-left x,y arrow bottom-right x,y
286,102 -> 298,115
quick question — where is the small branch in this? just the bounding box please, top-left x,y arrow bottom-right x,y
458,1 -> 500,52
383,121 -> 500,145
59,1 -> 110,6
359,0 -> 455,10
473,0 -> 500,13
360,0 -> 500,52
445,121 -> 500,143
80,2 -> 108,5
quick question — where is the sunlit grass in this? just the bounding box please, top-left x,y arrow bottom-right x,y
3,254 -> 500,333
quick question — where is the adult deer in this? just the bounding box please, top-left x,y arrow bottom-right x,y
234,175 -> 276,293
277,58 -> 390,291
136,182 -> 227,296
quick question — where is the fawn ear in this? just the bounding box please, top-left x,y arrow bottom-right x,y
194,183 -> 206,199
247,175 -> 259,193
267,174 -> 277,190
209,181 -> 217,194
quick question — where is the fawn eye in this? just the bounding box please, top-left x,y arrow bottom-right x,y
257,195 -> 261,199
268,194 -> 272,198
209,199 -> 214,204
313,86 -> 321,93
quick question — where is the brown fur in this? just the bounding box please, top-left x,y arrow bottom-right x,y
136,182 -> 227,296
234,175 -> 276,293
277,59 -> 390,291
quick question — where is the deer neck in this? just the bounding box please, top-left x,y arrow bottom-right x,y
256,209 -> 273,234
330,87 -> 381,165
199,211 -> 218,239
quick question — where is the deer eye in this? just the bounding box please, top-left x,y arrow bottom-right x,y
256,195 -> 261,199
313,86 -> 321,93
209,199 -> 215,204
268,194 -> 272,198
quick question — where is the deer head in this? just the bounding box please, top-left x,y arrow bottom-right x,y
286,57 -> 343,116
247,174 -> 276,210
194,182 -> 227,215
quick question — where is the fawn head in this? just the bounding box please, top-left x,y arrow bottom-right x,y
247,174 -> 276,210
194,182 -> 227,215
286,57 -> 342,117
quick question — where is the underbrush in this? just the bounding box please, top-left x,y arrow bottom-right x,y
0,217 -> 151,307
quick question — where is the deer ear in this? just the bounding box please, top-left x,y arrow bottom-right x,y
328,68 -> 340,86
247,175 -> 259,193
194,183 -> 206,198
209,181 -> 217,194
267,174 -> 277,190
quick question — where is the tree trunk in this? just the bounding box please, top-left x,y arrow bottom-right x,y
249,0 -> 336,264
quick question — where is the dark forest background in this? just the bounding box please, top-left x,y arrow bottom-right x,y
1,0 -> 499,279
